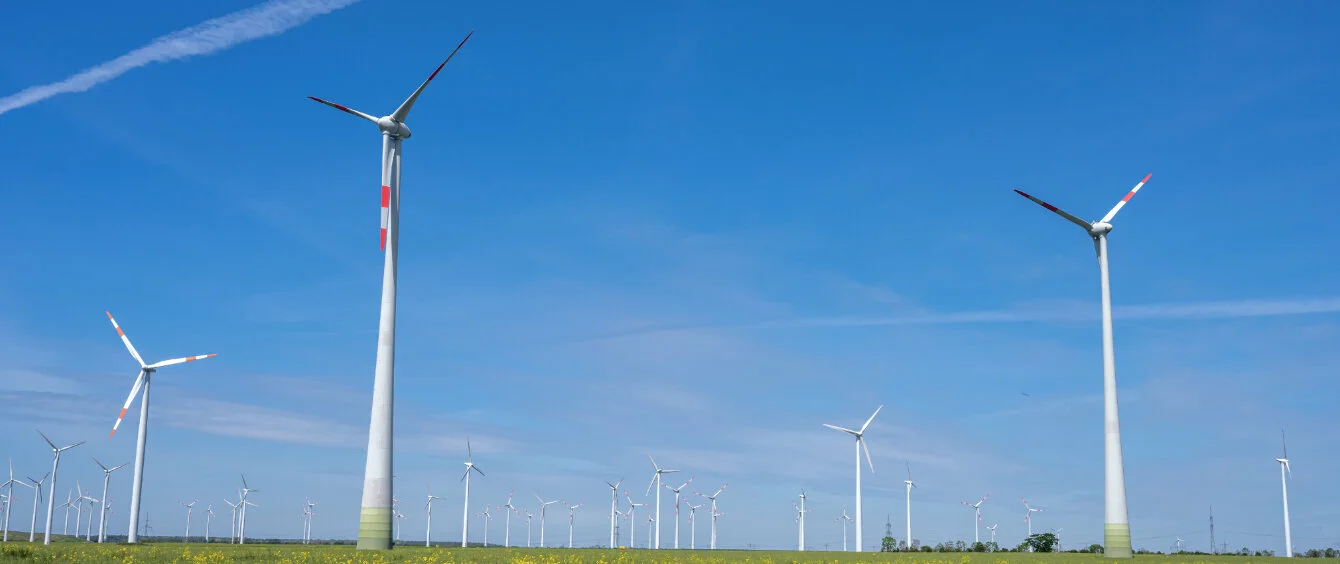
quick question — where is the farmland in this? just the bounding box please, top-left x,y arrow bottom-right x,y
0,543 -> 1286,564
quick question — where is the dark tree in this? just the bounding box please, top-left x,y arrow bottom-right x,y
881,536 -> 898,552
1025,532 -> 1059,553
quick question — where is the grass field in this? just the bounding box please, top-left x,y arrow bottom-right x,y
0,543 -> 1285,564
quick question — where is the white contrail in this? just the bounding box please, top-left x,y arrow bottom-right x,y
0,0 -> 361,116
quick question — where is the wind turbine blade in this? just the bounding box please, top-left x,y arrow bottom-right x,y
146,353 -> 217,369
307,96 -> 377,123
859,405 -> 883,434
391,30 -> 473,123
648,454 -> 659,471
646,475 -> 658,496
1282,430 -> 1288,460
467,438 -> 473,462
822,424 -> 859,435
37,429 -> 57,450
110,369 -> 146,439
1098,174 -> 1152,224
860,437 -> 875,473
105,311 -> 147,367
93,458 -> 108,472
472,465 -> 485,477
1013,190 -> 1092,230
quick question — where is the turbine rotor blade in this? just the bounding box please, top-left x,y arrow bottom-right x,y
391,30 -> 474,123
822,424 -> 859,435
146,353 -> 217,369
1099,173 -> 1152,224
1013,190 -> 1092,230
859,405 -> 883,434
307,96 -> 378,123
109,369 -> 146,439
105,312 -> 146,367
860,437 -> 875,473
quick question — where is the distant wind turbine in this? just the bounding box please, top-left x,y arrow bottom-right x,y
624,491 -> 647,550
987,522 -> 999,545
605,479 -> 623,548
93,459 -> 126,543
25,473 -> 50,543
566,501 -> 583,548
205,503 -> 214,543
1276,430 -> 1293,558
179,499 -> 199,542
687,502 -> 704,549
961,495 -> 988,543
836,506 -> 853,552
39,431 -> 84,545
823,405 -> 881,552
424,488 -> 444,547
1012,174 -> 1154,558
535,494 -> 560,548
1022,498 -> 1044,542
477,505 -> 492,546
524,509 -> 535,548
238,476 -> 258,544
2,460 -> 31,542
904,463 -> 917,551
664,477 -> 693,549
793,489 -> 813,551
694,484 -> 727,550
499,491 -> 519,548
645,455 -> 679,549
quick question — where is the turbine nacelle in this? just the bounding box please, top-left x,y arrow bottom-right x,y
1088,221 -> 1114,236
376,117 -> 412,139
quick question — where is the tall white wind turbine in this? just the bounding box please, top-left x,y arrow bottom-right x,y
535,494 -> 560,548
1022,498 -> 1044,540
459,440 -> 484,547
823,405 -> 881,552
307,30 -> 473,551
239,476 -> 258,544
961,495 -> 988,543
93,459 -> 126,543
664,477 -> 693,549
205,503 -> 214,543
904,463 -> 916,551
605,479 -> 622,548
987,522 -> 999,545
1012,173 -> 1154,558
645,455 -> 679,549
304,498 -> 318,544
566,501 -> 583,548
38,431 -> 83,545
524,509 -> 534,548
1277,430 -> 1293,558
836,506 -> 853,552
694,484 -> 727,550
25,473 -> 49,542
687,502 -> 703,549
179,499 -> 198,542
476,505 -> 492,546
104,311 -> 216,544
223,499 -> 238,544
793,489 -> 812,551
424,488 -> 444,547
500,491 -> 518,548
1,460 -> 30,542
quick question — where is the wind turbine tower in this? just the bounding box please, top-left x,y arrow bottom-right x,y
424,489 -> 444,547
459,440 -> 484,547
535,494 -> 560,548
837,506 -> 853,552
566,501 -> 583,548
904,463 -> 916,551
38,431 -> 83,545
694,484 -> 727,550
1022,498 -> 1044,540
961,495 -> 988,543
93,459 -> 126,543
1012,174 -> 1154,558
500,491 -> 518,548
605,479 -> 622,548
625,492 -> 647,549
1277,431 -> 1293,558
793,490 -> 812,551
307,30 -> 473,551
823,405 -> 881,552
665,477 -> 693,549
645,455 -> 679,549
25,473 -> 50,542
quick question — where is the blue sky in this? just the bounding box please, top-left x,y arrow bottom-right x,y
2,0 -> 1339,552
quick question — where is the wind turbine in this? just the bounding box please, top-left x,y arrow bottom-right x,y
459,440 -> 484,547
25,473 -> 49,542
904,463 -> 916,551
82,493 -> 99,541
103,311 -> 216,544
499,491 -> 517,548
524,509 -> 534,548
961,495 -> 988,543
223,499 -> 238,544
238,476 -> 258,544
476,505 -> 491,546
395,508 -> 407,544
604,479 -> 622,548
2,460 -> 31,542
664,477 -> 693,549
793,490 -> 813,551
1277,430 -> 1293,558
645,455 -> 679,549
823,405 -> 881,552
614,509 -> 628,547
1054,527 -> 1064,551
72,483 -> 86,541
38,431 -> 83,545
57,491 -> 73,536
836,506 -> 853,552
304,498 -> 318,544
1022,498 -> 1044,541
307,30 -> 473,551
687,502 -> 704,549
92,459 -> 126,543
205,504 -> 214,543
179,499 -> 198,542
565,501 -> 583,548
424,489 -> 444,547
535,494 -> 560,548
645,514 -> 654,549
987,523 -> 999,546
1012,173 -> 1154,558
624,491 -> 647,550
1172,536 -> 1183,553
694,484 -> 727,550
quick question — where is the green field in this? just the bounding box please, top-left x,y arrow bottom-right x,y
0,543 -> 1287,564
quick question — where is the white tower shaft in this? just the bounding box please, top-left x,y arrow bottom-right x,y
126,374 -> 150,543
1280,461 -> 1292,557
1098,234 -> 1132,558
854,439 -> 863,552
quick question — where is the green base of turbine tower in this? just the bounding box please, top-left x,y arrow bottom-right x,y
357,507 -> 393,550
1104,523 -> 1132,558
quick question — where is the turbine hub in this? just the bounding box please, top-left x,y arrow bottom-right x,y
377,116 -> 412,139
1090,221 -> 1113,235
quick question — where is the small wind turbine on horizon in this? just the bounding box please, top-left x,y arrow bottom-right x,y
1,460 -> 30,542
1276,430 -> 1293,558
625,491 -> 647,550
238,476 -> 258,544
524,508 -> 535,548
499,491 -> 519,548
1012,174 -> 1154,558
793,489 -> 813,551
987,522 -> 999,546
57,491 -> 73,536
307,29 -> 474,551
687,502 -> 704,549
605,479 -> 623,548
459,440 -> 484,548
694,484 -> 727,550
425,488 -> 444,547
25,472 -> 50,542
904,463 -> 916,551
1022,498 -> 1045,542
179,499 -> 198,542
476,505 -> 492,546
664,477 -> 693,549
205,503 -> 214,543
535,494 -> 560,548
566,501 -> 583,548
836,506 -> 853,552
303,498 -> 318,544
223,499 -> 238,544
645,455 -> 679,549
103,311 -> 216,544
38,431 -> 83,545
823,405 -> 881,552
961,495 -> 988,543
93,459 -> 126,543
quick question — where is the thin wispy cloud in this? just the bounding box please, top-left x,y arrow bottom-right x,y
579,296 -> 1340,342
0,0 -> 360,116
